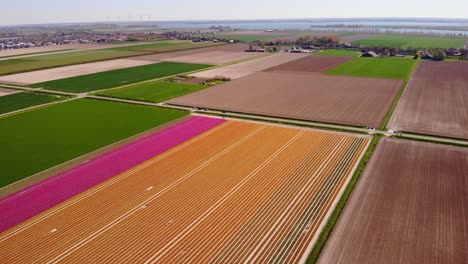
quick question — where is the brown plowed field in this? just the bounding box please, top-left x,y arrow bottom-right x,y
0,120 -> 369,263
168,71 -> 403,127
264,55 -> 353,72
319,138 -> 468,264
190,53 -> 309,79
388,61 -> 468,139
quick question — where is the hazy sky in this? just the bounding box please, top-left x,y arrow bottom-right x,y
2,0 -> 468,25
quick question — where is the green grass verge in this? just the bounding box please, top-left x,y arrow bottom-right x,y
0,98 -> 187,187
326,57 -> 417,80
314,49 -> 361,57
0,91 -> 67,114
32,62 -> 213,93
353,35 -> 465,49
306,134 -> 382,263
97,81 -> 210,103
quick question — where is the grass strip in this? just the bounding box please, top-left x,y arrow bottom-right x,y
306,134 -> 382,263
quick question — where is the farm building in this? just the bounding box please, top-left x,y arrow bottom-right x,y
361,51 -> 379,57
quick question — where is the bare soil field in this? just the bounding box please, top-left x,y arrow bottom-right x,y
388,61 -> 468,139
319,138 -> 468,264
190,53 -> 309,79
264,55 -> 353,72
130,44 -> 249,62
168,71 -> 403,127
0,59 -> 155,85
0,87 -> 21,97
161,51 -> 262,65
340,34 -> 373,43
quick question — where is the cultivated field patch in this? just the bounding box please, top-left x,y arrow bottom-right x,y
319,138 -> 468,264
97,81 -> 210,103
388,61 -> 468,139
264,55 -> 353,72
0,59 -> 154,85
191,53 -> 308,79
0,92 -> 66,115
0,98 -> 187,187
0,116 -> 224,232
31,62 -> 213,92
353,34 -> 465,49
168,71 -> 403,127
0,120 -> 369,263
161,51 -> 262,65
326,57 -> 417,80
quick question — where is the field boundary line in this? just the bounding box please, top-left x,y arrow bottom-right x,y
193,113 -> 372,139
300,137 -> 371,264
382,59 -> 420,130
305,135 -> 379,263
45,126 -> 266,263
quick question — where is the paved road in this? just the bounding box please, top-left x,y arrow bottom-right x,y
89,95 -> 468,147
2,84 -> 467,147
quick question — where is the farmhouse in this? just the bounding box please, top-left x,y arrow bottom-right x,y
361,51 -> 379,57
421,52 -> 434,60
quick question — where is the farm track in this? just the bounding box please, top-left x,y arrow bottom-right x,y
0,121 -> 369,263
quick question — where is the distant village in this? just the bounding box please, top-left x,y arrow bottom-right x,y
1,28 -> 467,60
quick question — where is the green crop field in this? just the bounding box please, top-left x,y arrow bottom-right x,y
32,62 -> 213,92
201,34 -> 288,42
97,81 -> 209,103
0,92 -> 66,114
353,35 -> 465,49
315,49 -> 361,57
0,98 -> 187,187
326,57 -> 417,80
